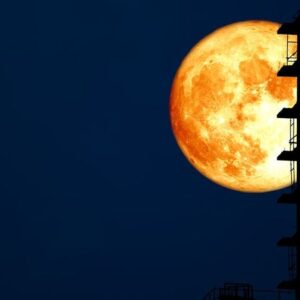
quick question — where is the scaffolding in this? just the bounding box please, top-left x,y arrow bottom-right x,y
289,118 -> 297,190
200,15 -> 300,300
276,15 -> 300,300
286,35 -> 297,66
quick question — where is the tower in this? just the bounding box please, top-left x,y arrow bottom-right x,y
276,16 -> 300,300
201,15 -> 300,300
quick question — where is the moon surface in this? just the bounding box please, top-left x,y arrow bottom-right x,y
170,21 -> 296,193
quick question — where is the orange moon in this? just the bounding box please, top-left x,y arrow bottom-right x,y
170,21 -> 297,193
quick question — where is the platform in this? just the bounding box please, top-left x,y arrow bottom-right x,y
277,62 -> 299,77
277,147 -> 298,161
277,234 -> 299,247
278,190 -> 298,204
277,105 -> 300,118
277,279 -> 298,290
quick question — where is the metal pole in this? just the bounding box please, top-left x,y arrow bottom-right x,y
296,32 -> 300,300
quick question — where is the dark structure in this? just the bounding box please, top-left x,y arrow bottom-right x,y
203,284 -> 255,300
201,14 -> 300,300
202,283 -> 288,300
276,15 -> 300,300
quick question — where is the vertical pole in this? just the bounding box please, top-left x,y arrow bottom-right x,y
296,32 -> 300,300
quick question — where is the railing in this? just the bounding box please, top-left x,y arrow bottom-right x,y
289,118 -> 297,190
286,35 -> 297,66
202,284 -> 293,300
220,283 -> 254,299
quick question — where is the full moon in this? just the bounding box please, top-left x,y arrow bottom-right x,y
170,21 -> 297,193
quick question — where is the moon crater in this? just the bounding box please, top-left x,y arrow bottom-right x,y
170,21 -> 296,192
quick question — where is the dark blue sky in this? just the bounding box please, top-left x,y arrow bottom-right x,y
0,1 -> 299,299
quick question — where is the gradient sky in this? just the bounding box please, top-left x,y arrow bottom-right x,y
0,1 -> 299,299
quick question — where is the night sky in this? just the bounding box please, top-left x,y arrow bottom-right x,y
0,1 -> 299,299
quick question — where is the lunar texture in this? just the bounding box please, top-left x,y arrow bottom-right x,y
170,21 -> 297,192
